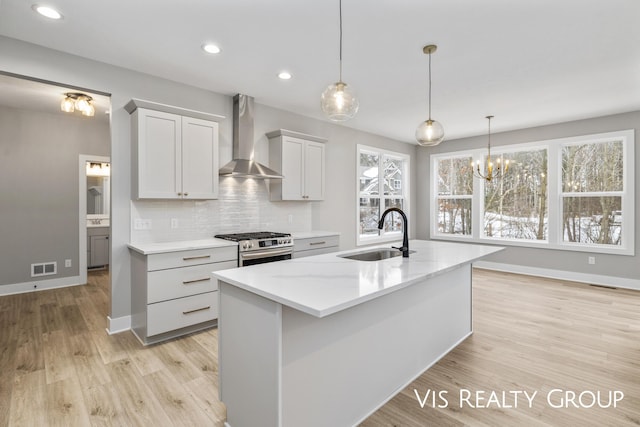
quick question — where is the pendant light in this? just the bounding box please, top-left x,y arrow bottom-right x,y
320,0 -> 359,121
473,115 -> 509,182
415,44 -> 445,146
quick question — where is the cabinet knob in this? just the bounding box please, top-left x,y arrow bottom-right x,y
184,192 -> 189,196
177,192 -> 183,196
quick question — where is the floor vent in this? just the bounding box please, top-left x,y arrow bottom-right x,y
31,262 -> 57,277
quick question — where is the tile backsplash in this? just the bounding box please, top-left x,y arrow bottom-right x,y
131,177 -> 311,243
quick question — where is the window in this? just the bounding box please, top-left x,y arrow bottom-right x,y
358,145 -> 410,245
431,130 -> 634,255
483,147 -> 548,241
436,155 -> 473,235
561,139 -> 624,246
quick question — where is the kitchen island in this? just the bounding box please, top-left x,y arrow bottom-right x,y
213,240 -> 502,427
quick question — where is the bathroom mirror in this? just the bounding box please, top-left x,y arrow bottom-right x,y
86,162 -> 110,216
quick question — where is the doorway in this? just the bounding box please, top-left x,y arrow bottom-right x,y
0,72 -> 111,296
79,156 -> 111,285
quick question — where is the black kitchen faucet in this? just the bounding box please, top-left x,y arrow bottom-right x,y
378,207 -> 409,257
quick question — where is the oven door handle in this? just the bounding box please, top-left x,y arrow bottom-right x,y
240,247 -> 293,260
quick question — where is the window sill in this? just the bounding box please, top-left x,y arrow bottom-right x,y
431,234 -> 634,256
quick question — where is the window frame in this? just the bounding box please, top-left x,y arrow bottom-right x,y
434,153 -> 474,238
430,129 -> 634,255
357,144 -> 410,246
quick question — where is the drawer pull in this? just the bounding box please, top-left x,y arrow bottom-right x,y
309,241 -> 326,246
183,306 -> 211,315
182,255 -> 211,261
182,277 -> 211,284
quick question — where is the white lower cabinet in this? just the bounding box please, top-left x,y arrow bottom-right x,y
130,245 -> 236,345
293,235 -> 340,258
88,227 -> 110,268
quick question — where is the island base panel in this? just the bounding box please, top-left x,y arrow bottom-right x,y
282,264 -> 471,427
218,282 -> 282,427
219,263 -> 472,427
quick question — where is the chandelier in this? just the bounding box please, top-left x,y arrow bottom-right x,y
473,115 -> 509,181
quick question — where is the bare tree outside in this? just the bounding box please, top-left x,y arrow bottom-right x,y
437,156 -> 473,235
484,149 -> 548,240
562,140 -> 623,245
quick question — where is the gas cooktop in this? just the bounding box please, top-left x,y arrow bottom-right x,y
214,231 -> 291,242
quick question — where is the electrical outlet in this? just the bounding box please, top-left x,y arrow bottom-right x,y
171,218 -> 179,229
135,219 -> 152,230
588,256 -> 596,265
65,259 -> 72,268
288,214 -> 293,224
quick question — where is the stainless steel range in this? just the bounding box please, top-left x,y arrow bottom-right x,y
214,232 -> 294,267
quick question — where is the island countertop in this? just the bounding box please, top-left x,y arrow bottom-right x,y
213,240 -> 503,318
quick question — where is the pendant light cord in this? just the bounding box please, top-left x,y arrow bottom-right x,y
339,0 -> 343,82
428,51 -> 432,120
487,116 -> 492,158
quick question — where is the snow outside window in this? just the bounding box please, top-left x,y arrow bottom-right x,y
431,130 -> 634,255
357,145 -> 410,245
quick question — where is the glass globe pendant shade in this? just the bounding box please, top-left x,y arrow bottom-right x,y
82,103 -> 95,117
60,96 -> 75,113
415,119 -> 445,146
321,81 -> 359,122
76,96 -> 91,113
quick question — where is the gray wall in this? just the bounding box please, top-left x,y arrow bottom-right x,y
0,35 -> 413,322
0,105 -> 109,285
254,103 -> 418,250
0,35 -> 231,320
417,111 -> 640,281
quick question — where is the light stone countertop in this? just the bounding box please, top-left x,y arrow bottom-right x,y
213,240 -> 503,318
127,238 -> 237,255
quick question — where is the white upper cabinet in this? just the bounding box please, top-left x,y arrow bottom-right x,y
268,129 -> 327,201
126,99 -> 224,200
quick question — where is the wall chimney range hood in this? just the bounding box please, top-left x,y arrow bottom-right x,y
219,94 -> 283,179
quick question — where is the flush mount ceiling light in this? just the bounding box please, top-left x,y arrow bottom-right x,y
86,162 -> 110,177
278,71 -> 292,80
320,0 -> 359,122
32,4 -> 63,19
415,44 -> 445,146
61,93 -> 95,117
202,43 -> 221,54
473,115 -> 509,182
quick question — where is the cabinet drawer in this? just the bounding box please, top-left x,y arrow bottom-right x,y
147,260 -> 236,303
294,246 -> 338,259
147,246 -> 237,271
294,235 -> 339,253
147,292 -> 218,336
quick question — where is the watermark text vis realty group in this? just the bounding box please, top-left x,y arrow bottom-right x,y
414,388 -> 624,410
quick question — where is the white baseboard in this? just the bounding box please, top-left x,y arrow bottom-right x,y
0,275 -> 84,296
474,261 -> 640,291
107,315 -> 131,335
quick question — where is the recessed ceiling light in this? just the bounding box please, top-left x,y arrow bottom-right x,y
32,4 -> 63,19
202,43 -> 221,54
278,71 -> 292,80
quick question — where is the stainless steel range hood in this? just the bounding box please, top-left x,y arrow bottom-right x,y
219,94 -> 283,179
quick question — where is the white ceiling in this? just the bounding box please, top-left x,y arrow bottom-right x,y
1,0 -> 638,142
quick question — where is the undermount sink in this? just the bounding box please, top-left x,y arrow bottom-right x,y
339,248 -> 415,262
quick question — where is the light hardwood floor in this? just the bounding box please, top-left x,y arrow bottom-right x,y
0,269 -> 638,426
